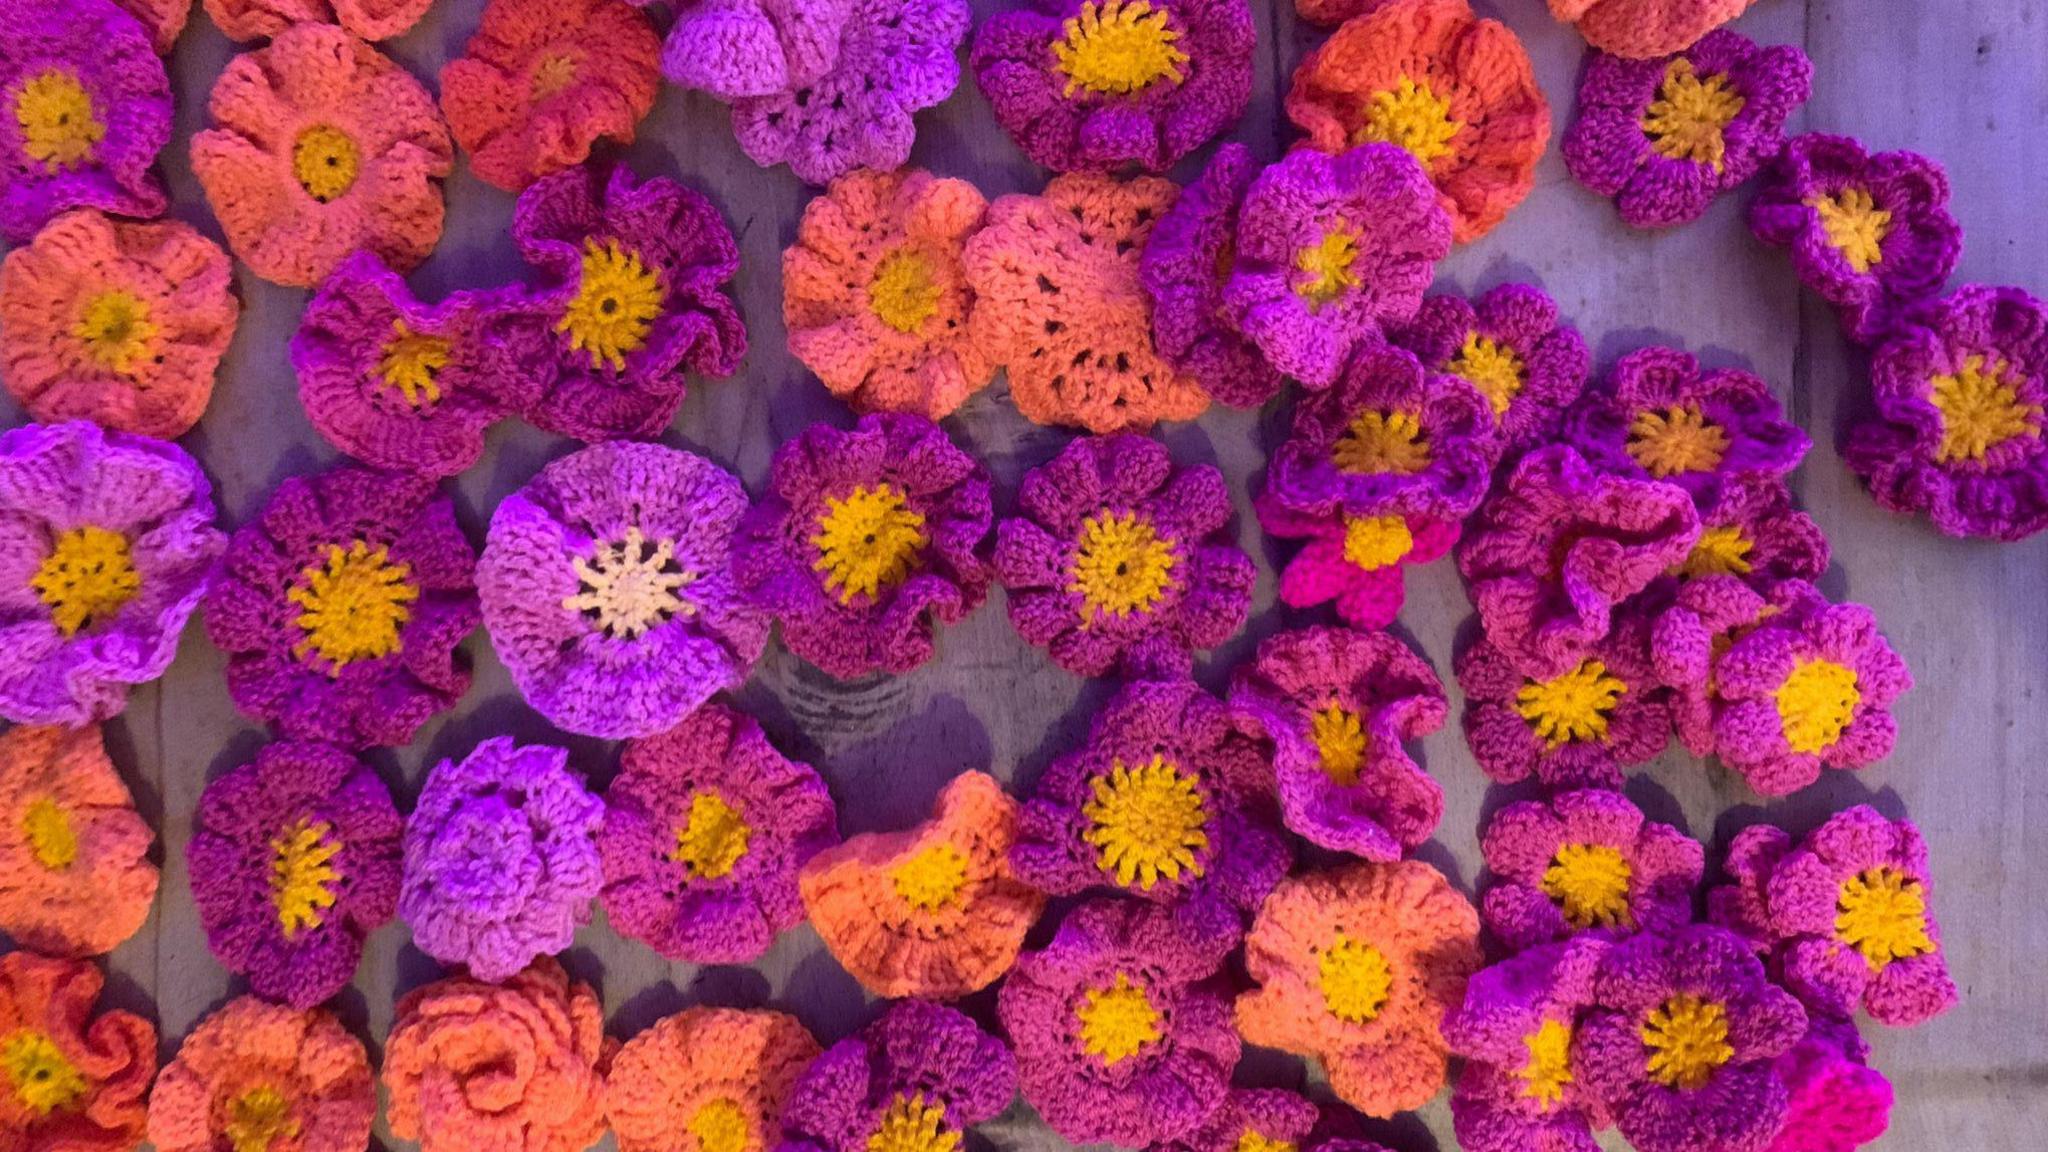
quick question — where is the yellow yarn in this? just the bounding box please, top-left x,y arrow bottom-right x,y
376,321 -> 452,408
866,1094 -> 960,1152
558,239 -> 664,371
270,818 -> 341,938
1835,866 -> 1936,972
1808,186 -> 1892,274
671,791 -> 752,880
1341,514 -> 1414,571
22,798 -> 77,871
1051,0 -> 1188,97
1446,332 -> 1525,417
1311,704 -> 1368,787
1640,995 -> 1733,1090
1074,974 -> 1163,1065
1775,657 -> 1861,754
1515,660 -> 1626,749
0,1029 -> 88,1116
13,69 -> 103,172
1627,404 -> 1729,477
868,248 -> 945,334
811,484 -> 929,604
891,843 -> 970,912
1541,843 -> 1635,929
1518,1019 -> 1575,1109
1318,936 -> 1393,1024
1930,354 -> 2040,463
1068,510 -> 1179,621
31,525 -> 141,638
1082,755 -> 1208,891
688,1098 -> 751,1152
288,541 -> 418,670
1333,409 -> 1430,475
224,1085 -> 301,1152
1355,76 -> 1462,169
529,51 -> 581,100
292,125 -> 361,203
72,291 -> 158,376
1294,226 -> 1360,307
1641,59 -> 1744,173
1676,524 -> 1754,579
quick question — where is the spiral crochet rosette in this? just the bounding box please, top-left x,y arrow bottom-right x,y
203,0 -> 434,42
0,952 -> 155,1152
777,999 -> 1016,1152
0,724 -> 156,958
605,1006 -> 820,1152
145,998 -> 375,1152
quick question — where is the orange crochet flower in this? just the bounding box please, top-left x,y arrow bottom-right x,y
0,210 -> 238,439
784,168 -> 999,419
0,952 -> 155,1152
146,998 -> 374,1152
439,0 -> 661,194
192,24 -> 453,289
606,1007 -> 820,1152
0,725 -> 156,959
1236,859 -> 1482,1118
800,770 -> 1045,999
1548,0 -> 1757,59
112,0 -> 192,53
963,172 -> 1207,433
1286,0 -> 1549,243
202,0 -> 433,42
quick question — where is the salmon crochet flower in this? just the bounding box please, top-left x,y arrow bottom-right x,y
1443,935 -> 1612,1152
1390,283 -> 1592,451
111,0 -> 192,55
606,1007 -> 820,1152
202,0 -> 432,42
1480,789 -> 1704,953
191,24 -> 453,288
777,999 -> 1016,1152
1546,0 -> 1757,60
0,725 -> 155,958
0,952 -> 154,1152
1138,144 -> 1283,408
146,998 -> 374,1152
1457,613 -> 1672,791
660,0 -> 852,100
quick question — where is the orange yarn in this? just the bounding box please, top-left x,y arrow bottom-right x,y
0,725 -> 156,959
0,952 -> 156,1152
203,0 -> 434,42
963,172 -> 1209,433
605,1007 -> 820,1152
112,0 -> 193,53
800,771 -> 1045,1000
1547,0 -> 1757,59
146,997 -> 375,1152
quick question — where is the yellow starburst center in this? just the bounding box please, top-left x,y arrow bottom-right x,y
224,1085 -> 300,1152
891,842 -> 970,912
1319,936 -> 1393,1024
1355,76 -> 1462,168
1627,403 -> 1729,477
1834,865 -> 1936,972
867,1093 -> 960,1152
565,526 -> 698,640
1235,1134 -> 1296,1152
1311,703 -> 1369,787
530,51 -> 581,100
288,540 -> 418,671
557,239 -> 664,372
1447,333 -> 1525,418
869,248 -> 945,335
1515,659 -> 1626,749
1930,354 -> 2041,463
1775,657 -> 1861,754
292,125 -> 360,203
1083,754 -> 1208,891
1641,59 -> 1744,173
1294,225 -> 1360,307
1051,0 -> 1188,97
1341,513 -> 1413,571
672,791 -> 753,880
1676,523 -> 1754,578
71,290 -> 158,376
22,797 -> 77,871
1075,973 -> 1163,1065
1519,1018 -> 1576,1109
30,525 -> 141,638
1333,409 -> 1430,475
13,69 -> 103,172
811,484 -> 928,604
1641,994 -> 1733,1091
688,1098 -> 752,1152
270,817 -> 341,939
1068,510 -> 1179,622
376,321 -> 452,409
0,1030 -> 88,1117
1808,186 -> 1892,274
1541,843 -> 1635,929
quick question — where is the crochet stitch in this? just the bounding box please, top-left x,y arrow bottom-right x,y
776,999 -> 1016,1152
111,0 -> 191,55
1390,283 -> 1592,451
1145,1088 -> 1322,1152
1765,1019 -> 1892,1152
1443,934 -> 1612,1152
1480,788 -> 1704,953
1457,613 -> 1672,790
146,998 -> 375,1152
1138,144 -> 1283,407
1545,0 -> 1757,61
0,725 -> 155,958
203,0 -> 433,41
1258,501 -> 1457,631
660,0 -> 852,100
0,952 -> 154,1152
606,1007 -> 821,1152
1649,573 -> 1784,757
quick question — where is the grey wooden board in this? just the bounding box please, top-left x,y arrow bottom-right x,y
1,0 -> 2043,1149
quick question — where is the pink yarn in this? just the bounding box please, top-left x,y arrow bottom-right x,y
662,0 -> 853,100
1479,788 -> 1703,953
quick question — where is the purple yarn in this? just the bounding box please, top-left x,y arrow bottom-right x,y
1138,143 -> 1283,407
1479,788 -> 1704,954
661,0 -> 854,100
774,999 -> 1017,1152
1390,283 -> 1592,452
1146,1088 -> 1322,1152
1443,935 -> 1612,1152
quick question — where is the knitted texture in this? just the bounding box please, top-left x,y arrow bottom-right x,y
203,0 -> 432,41
782,168 -> 998,418
1443,934 -> 1612,1152
1480,788 -> 1703,953
400,738 -> 605,983
800,770 -> 1043,999
145,998 -> 375,1152
478,441 -> 768,739
0,953 -> 154,1152
1649,573 -> 1782,756
1765,1020 -> 1892,1152
191,24 -> 452,288
0,210 -> 237,439
1546,0 -> 1756,60
1259,502 -> 1456,631
971,0 -> 1255,173
606,1007 -> 821,1152
1138,144 -> 1283,407
0,725 -> 155,958
734,414 -> 993,678
203,466 -> 476,749
993,434 -> 1252,677
1643,478 -> 1829,613
600,702 -> 839,965
661,0 -> 852,100
112,0 -> 192,55
775,999 -> 1016,1152
1390,283 -> 1592,451
0,420 -> 222,726
1145,1087 -> 1322,1152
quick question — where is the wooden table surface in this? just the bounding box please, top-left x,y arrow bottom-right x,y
6,1 -> 2044,1149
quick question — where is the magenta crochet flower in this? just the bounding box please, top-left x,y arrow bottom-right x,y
734,414 -> 992,679
1221,144 -> 1451,388
1444,935 -> 1611,1152
1146,1088 -> 1321,1152
993,433 -> 1253,679
478,441 -> 769,740
1390,283 -> 1592,451
1750,134 -> 1961,346
188,741 -> 402,1010
600,702 -> 838,965
776,999 -> 1017,1152
400,737 -> 605,982
1457,612 -> 1671,791
971,0 -> 1254,173
203,466 -> 476,749
1649,575 -> 1803,757
0,421 -> 221,726
1765,1018 -> 1892,1152
1664,478 -> 1829,595
1228,626 -> 1447,861
998,897 -> 1240,1147
1258,501 -> 1458,631
1138,144 -> 1282,407
660,0 -> 851,99
1480,789 -> 1703,954
1563,30 -> 1812,229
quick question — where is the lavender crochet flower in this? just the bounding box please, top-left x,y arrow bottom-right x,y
734,414 -> 992,679
1139,143 -> 1282,407
1444,935 -> 1611,1152
1391,283 -> 1592,451
188,741 -> 402,1010
1563,30 -> 1812,229
1481,789 -> 1703,954
661,0 -> 852,99
478,441 -> 769,740
400,738 -> 605,982
1457,613 -> 1672,792
0,421 -> 221,726
1147,1088 -> 1321,1152
776,999 -> 1017,1152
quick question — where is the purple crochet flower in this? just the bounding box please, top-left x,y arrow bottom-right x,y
0,0 -> 171,243
971,0 -> 1254,173
1705,819 -> 1794,954
1766,1016 -> 1892,1152
1390,283 -> 1592,451
1228,626 -> 1447,861
0,421 -> 221,726
1257,501 -> 1458,631
399,737 -> 605,982
600,702 -> 838,964
188,740 -> 402,1010
1138,143 -> 1282,407
1457,613 -> 1672,791
734,414 -> 992,679
775,999 -> 1017,1152
1750,134 -> 1961,346
1444,935 -> 1612,1152
998,897 -> 1241,1147
1145,1087 -> 1321,1152
1660,477 -> 1829,598
1480,789 -> 1704,954
203,465 -> 477,750
478,441 -> 769,740
993,433 -> 1253,679
1649,575 -> 1806,757
661,0 -> 852,100
1221,144 -> 1451,388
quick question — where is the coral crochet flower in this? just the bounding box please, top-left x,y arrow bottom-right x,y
777,999 -> 1016,1152
606,1007 -> 821,1152
782,168 -> 997,418
478,441 -> 769,739
1390,283 -> 1592,451
1138,144 -> 1282,408
400,738 -> 605,983
1146,1087 -> 1322,1152
1481,789 -> 1704,953
1765,1019 -> 1891,1152
191,24 -> 453,289
146,998 -> 374,1152
0,210 -> 237,439
1236,860 -> 1482,1118
111,0 -> 192,56
600,703 -> 839,965
0,725 -> 154,958
1546,0 -> 1756,61
1457,613 -> 1672,791
734,414 -> 993,678
660,0 -> 852,100
203,0 -> 432,41
0,953 -> 154,1152
1443,935 -> 1611,1152
0,420 -> 223,727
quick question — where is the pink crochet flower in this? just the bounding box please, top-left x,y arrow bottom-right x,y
1390,283 -> 1592,451
1138,143 -> 1283,407
1480,789 -> 1703,953
1443,934 -> 1612,1152
146,998 -> 376,1152
1457,613 -> 1671,791
1258,502 -> 1457,631
660,0 -> 852,100
1648,576 -> 1814,757
1653,478 -> 1829,600
0,724 -> 157,958
1765,1018 -> 1892,1152
1146,1088 -> 1322,1152
203,0 -> 432,41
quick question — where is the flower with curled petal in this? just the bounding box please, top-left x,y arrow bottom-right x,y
203,0 -> 432,41
0,725 -> 155,958
776,999 -> 1016,1152
1145,1087 -> 1322,1152
660,0 -> 852,100
1138,144 -> 1284,408
1481,789 -> 1703,953
1648,573 -> 1787,757
0,952 -> 154,1152
1766,1016 -> 1892,1152
146,998 -> 374,1152
1390,283 -> 1592,451
1443,935 -> 1612,1152
1457,613 -> 1671,791
606,1006 -> 821,1152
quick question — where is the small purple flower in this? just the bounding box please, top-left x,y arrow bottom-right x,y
1138,143 -> 1283,407
1705,820 -> 1796,954
1480,789 -> 1704,953
775,999 -> 1016,1152
1391,283 -> 1592,451
1648,574 -> 1800,757
1146,1087 -> 1321,1152
1457,614 -> 1672,791
1257,501 -> 1459,631
660,0 -> 853,100
1444,935 -> 1612,1152
1766,1016 -> 1892,1152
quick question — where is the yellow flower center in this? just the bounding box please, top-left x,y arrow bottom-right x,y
1775,657 -> 1861,754
270,818 -> 341,939
1068,510 -> 1179,622
291,125 -> 360,203
811,484 -> 928,604
224,1085 -> 300,1152
1447,333 -> 1525,418
1051,0 -> 1188,97
1930,354 -> 2041,463
1519,1019 -> 1576,1109
1627,404 -> 1729,477
1319,935 -> 1393,1024
1355,76 -> 1462,169
1082,754 -> 1208,891
1641,994 -> 1733,1091
1834,866 -> 1935,972
1641,59 -> 1745,173
891,842 -> 970,912
30,525 -> 141,638
1515,660 -> 1626,748
376,321 -> 451,409
1074,973 -> 1162,1065
1235,1134 -> 1295,1152
557,239 -> 664,372
867,1093 -> 959,1152
0,1030 -> 88,1117
530,51 -> 581,100
1341,513 -> 1413,571
13,69 -> 103,172
1808,187 -> 1891,274
1541,843 -> 1635,929
1333,409 -> 1430,475
565,527 -> 698,640
671,791 -> 753,880
71,290 -> 158,377
868,248 -> 945,335
1294,225 -> 1360,307
1675,523 -> 1754,579
689,1098 -> 752,1152
288,541 -> 418,671
22,797 -> 77,871
1311,704 -> 1368,787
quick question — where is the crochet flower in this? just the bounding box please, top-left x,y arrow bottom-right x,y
1766,1019 -> 1891,1152
191,24 -> 453,289
1750,135 -> 1961,345
1390,283 -> 1592,450
0,210 -> 237,439
735,414 -> 992,678
510,164 -> 746,440
202,0 -> 433,41
660,0 -> 851,99
478,441 -> 769,739
600,702 -> 838,965
1648,574 -> 1779,757
606,1007 -> 821,1152
188,740 -> 401,1010
1657,478 -> 1830,596
1221,144 -> 1451,388
1228,626 -> 1447,860
0,725 -> 154,958
1545,0 -> 1756,59
1138,144 -> 1281,408
1443,935 -> 1611,1152
801,770 -> 1042,999
971,0 -> 1255,173
964,173 -> 1208,432
1563,30 -> 1812,229
1147,1088 -> 1322,1152
439,0 -> 661,193
0,956 -> 152,1152
0,420 -> 222,727
146,998 -> 375,1152
203,466 -> 477,749
1457,614 -> 1672,791
383,958 -> 608,1152
993,434 -> 1252,677
783,168 -> 997,418
1236,860 -> 1482,1118
400,738 -> 606,983
111,0 -> 191,55
777,999 -> 1016,1152
1480,789 -> 1703,953
1259,502 -> 1458,631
